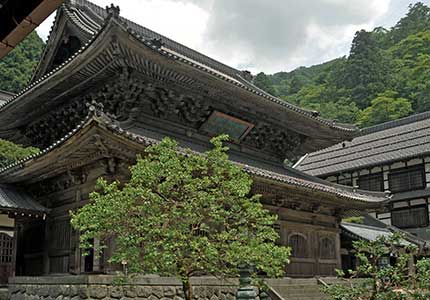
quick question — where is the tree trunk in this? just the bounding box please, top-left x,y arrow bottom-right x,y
183,279 -> 193,300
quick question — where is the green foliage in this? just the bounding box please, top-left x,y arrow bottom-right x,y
0,32 -> 44,93
358,91 -> 412,127
0,139 -> 39,168
255,2 -> 430,128
71,135 -> 290,300
254,72 -> 277,96
342,216 -> 364,224
390,2 -> 430,44
324,232 -> 430,300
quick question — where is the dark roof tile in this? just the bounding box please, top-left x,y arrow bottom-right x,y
296,113 -> 430,176
0,185 -> 48,214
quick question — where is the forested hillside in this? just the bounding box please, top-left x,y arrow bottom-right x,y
0,139 -> 39,168
0,32 -> 44,93
0,32 -> 44,162
254,2 -> 430,127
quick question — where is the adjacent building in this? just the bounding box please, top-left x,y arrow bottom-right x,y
0,0 -> 388,283
297,112 -> 430,240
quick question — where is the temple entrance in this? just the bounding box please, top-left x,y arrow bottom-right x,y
0,233 -> 14,285
15,221 -> 45,277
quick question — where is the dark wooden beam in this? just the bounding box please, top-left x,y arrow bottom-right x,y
0,0 -> 64,59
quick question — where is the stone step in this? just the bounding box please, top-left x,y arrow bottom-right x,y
267,278 -> 330,300
285,297 -> 327,300
0,288 -> 7,300
270,287 -> 323,295
271,290 -> 323,296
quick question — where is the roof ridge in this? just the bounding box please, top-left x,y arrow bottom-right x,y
300,118 -> 430,167
0,108 -> 386,204
301,128 -> 430,170
72,0 -> 358,133
0,90 -> 15,96
341,222 -> 389,231
71,0 -> 242,79
360,111 -> 430,135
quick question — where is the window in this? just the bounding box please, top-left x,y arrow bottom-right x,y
391,205 -> 429,229
389,165 -> 425,193
320,237 -> 336,260
289,234 -> 308,258
0,233 -> 13,264
358,173 -> 384,191
337,174 -> 352,186
200,111 -> 254,141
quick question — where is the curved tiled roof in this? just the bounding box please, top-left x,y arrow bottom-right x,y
0,90 -> 14,103
0,185 -> 48,215
341,221 -> 427,248
72,0 -> 357,132
0,107 -> 387,205
0,19 -> 103,111
2,0 -> 356,135
296,112 -> 430,176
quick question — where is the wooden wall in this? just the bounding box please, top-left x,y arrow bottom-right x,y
19,157 -> 341,277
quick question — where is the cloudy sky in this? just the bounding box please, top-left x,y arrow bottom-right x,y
36,0 -> 430,74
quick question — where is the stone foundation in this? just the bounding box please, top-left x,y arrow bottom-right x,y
8,276 -> 239,300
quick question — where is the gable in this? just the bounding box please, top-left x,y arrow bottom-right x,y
31,4 -> 94,82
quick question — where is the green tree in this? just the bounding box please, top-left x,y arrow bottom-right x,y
320,99 -> 361,124
357,91 -> 412,127
390,2 -> 430,44
324,233 -> 430,300
0,32 -> 44,93
228,2 -> 430,127
0,139 -> 39,168
71,135 -> 290,300
253,72 -> 278,96
390,31 -> 430,111
341,30 -> 392,109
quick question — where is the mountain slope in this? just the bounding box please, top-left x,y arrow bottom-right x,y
254,2 -> 430,127
0,31 -> 44,93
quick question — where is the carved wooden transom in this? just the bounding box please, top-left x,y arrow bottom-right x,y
21,69 -> 306,159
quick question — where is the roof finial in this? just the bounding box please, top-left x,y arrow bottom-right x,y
106,3 -> 120,19
384,190 -> 392,198
150,38 -> 164,49
86,101 -> 118,125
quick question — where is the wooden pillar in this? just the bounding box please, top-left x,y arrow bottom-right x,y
43,221 -> 50,275
335,229 -> 342,270
93,238 -> 101,272
11,223 -> 18,278
314,231 -> 320,276
73,188 -> 82,274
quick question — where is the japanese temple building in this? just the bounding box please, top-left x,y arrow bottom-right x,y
0,0 -> 389,283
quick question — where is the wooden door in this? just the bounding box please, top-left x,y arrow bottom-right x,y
0,233 -> 14,284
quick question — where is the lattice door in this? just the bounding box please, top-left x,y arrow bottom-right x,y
0,233 -> 14,284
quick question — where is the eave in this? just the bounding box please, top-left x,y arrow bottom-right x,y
0,0 -> 64,59
0,109 -> 388,210
0,5 -> 357,154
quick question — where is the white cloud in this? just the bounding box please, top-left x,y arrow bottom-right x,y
198,0 -> 391,72
35,0 -> 399,73
37,0 -> 209,48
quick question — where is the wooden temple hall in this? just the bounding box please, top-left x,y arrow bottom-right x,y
0,0 -> 388,282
